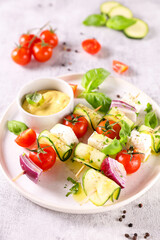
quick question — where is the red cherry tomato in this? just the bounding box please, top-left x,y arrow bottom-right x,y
116,149 -> 143,174
40,30 -> 58,48
112,60 -> 129,74
15,129 -> 36,147
29,144 -> 56,171
11,46 -> 31,66
63,114 -> 88,138
19,34 -> 40,49
96,119 -> 121,140
69,84 -> 77,96
82,39 -> 101,55
32,42 -> 53,62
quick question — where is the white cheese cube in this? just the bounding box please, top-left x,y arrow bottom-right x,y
88,131 -> 112,151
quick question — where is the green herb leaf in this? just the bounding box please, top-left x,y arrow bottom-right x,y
83,14 -> 106,26
145,111 -> 158,129
66,177 -> 79,197
145,103 -> 152,113
106,16 -> 136,30
26,92 -> 43,106
83,92 -> 111,113
101,138 -> 122,155
81,68 -> 110,93
7,120 -> 28,135
119,120 -> 131,145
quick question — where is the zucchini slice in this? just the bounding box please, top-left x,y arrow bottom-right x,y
124,18 -> 149,39
100,1 -> 121,15
73,143 -> 106,170
108,6 -> 133,18
38,130 -> 72,161
104,107 -> 134,128
82,169 -> 121,206
73,103 -> 102,130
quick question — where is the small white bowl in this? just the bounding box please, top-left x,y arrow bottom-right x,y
17,78 -> 74,133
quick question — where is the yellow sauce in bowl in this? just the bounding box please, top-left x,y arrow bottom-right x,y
22,90 -> 70,116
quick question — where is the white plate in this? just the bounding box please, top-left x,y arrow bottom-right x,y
0,73 -> 160,214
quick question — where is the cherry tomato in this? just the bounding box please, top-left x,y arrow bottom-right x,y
112,60 -> 129,74
11,46 -> 31,66
15,129 -> 36,147
63,114 -> 88,138
116,149 -> 143,174
32,42 -> 53,62
40,30 -> 58,48
82,39 -> 101,55
19,34 -> 40,49
96,119 -> 121,140
29,144 -> 56,171
69,84 -> 77,96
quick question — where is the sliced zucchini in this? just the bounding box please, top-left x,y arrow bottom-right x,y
104,107 -> 134,128
124,18 -> 149,39
88,131 -> 113,151
110,188 -> 121,202
139,125 -> 160,153
82,169 -> 121,206
38,130 -> 72,161
100,1 -> 121,15
73,103 -> 102,130
73,143 -> 106,170
108,5 -> 133,18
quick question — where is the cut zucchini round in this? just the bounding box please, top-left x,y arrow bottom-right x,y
100,1 -> 121,15
38,130 -> 72,161
82,169 -> 121,206
124,19 -> 149,39
108,6 -> 133,18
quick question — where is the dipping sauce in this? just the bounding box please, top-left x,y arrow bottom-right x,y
22,90 -> 70,116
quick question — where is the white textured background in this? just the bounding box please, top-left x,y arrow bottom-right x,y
0,0 -> 160,239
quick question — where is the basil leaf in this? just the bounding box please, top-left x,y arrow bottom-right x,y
83,92 -> 111,113
82,68 -> 110,92
101,139 -> 122,155
83,14 -> 106,26
8,120 -> 28,135
144,103 -> 152,113
26,92 -> 43,106
119,120 -> 131,145
145,111 -> 158,129
106,16 -> 136,30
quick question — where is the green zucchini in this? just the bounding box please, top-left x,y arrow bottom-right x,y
73,143 -> 106,170
82,168 -> 121,206
38,130 -> 72,161
73,103 -> 102,130
124,18 -> 149,39
100,1 -> 121,15
108,5 -> 133,18
104,107 -> 134,128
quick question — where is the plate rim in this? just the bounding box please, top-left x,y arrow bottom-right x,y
0,73 -> 160,214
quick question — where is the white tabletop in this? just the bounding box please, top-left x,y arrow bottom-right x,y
0,0 -> 160,239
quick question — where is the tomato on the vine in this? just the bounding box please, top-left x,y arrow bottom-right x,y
40,30 -> 58,48
82,39 -> 101,55
32,42 -> 53,62
11,46 -> 31,65
96,119 -> 121,140
63,114 -> 88,138
19,34 -> 40,49
15,129 -> 36,147
29,143 -> 56,171
116,148 -> 143,174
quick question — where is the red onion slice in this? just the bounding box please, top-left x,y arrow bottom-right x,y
20,154 -> 43,183
101,157 -> 126,188
111,100 -> 136,112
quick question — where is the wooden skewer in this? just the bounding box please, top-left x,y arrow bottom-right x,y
94,105 -> 102,112
12,171 -> 25,182
75,165 -> 86,179
80,189 -> 97,205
